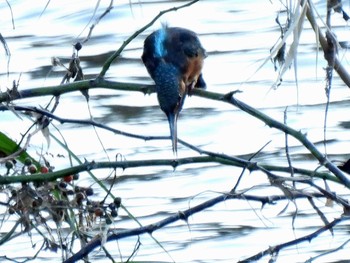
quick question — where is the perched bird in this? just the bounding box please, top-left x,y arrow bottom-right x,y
142,26 -> 207,154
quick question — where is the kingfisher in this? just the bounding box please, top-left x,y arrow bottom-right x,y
142,26 -> 207,154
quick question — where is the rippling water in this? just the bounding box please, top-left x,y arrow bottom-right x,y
1,0 -> 350,262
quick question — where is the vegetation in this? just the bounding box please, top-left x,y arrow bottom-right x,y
1,0 -> 350,262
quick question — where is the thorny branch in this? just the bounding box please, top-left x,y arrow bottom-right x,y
2,0 -> 350,262
64,189 -> 329,263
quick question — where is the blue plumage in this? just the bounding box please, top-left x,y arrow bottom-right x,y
153,27 -> 167,58
142,26 -> 206,154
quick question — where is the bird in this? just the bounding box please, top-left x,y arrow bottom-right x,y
142,26 -> 207,154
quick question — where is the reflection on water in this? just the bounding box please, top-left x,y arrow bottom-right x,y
1,0 -> 350,262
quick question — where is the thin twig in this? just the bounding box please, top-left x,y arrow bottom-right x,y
239,216 -> 350,262
306,0 -> 350,87
284,107 -> 295,186
81,0 -> 114,44
98,0 -> 200,77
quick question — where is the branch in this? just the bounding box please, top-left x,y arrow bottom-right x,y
0,91 -> 344,186
306,0 -> 350,87
239,216 -> 350,262
0,78 -> 154,103
1,105 -> 159,141
64,190 -> 324,263
0,156 -> 243,185
81,0 -> 114,44
193,89 -> 350,188
98,0 -> 200,77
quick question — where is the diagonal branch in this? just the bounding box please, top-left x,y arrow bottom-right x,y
1,87 -> 347,187
193,88 -> 350,188
64,190 -> 325,263
98,0 -> 200,77
239,216 -> 350,262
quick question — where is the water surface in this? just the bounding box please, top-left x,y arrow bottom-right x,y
1,0 -> 350,262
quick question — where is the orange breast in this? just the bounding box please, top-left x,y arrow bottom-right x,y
183,54 -> 204,89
